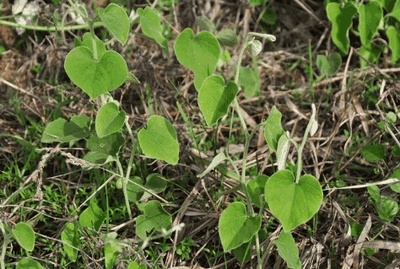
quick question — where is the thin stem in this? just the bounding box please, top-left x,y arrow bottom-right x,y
0,221 -> 8,269
233,36 -> 267,267
0,19 -> 102,31
122,119 -> 136,219
295,104 -> 316,183
90,23 -> 98,61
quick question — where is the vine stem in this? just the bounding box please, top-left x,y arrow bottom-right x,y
233,35 -> 261,268
122,119 -> 136,219
295,103 -> 317,184
0,221 -> 8,269
0,19 -> 102,32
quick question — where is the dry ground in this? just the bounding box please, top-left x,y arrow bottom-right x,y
1,0 -> 400,268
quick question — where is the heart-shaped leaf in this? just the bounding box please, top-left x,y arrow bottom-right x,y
41,115 -> 91,143
64,47 -> 127,99
174,28 -> 220,90
275,231 -> 301,269
136,200 -> 172,240
386,26 -> 400,63
141,173 -> 168,200
16,258 -> 44,269
265,170 -> 323,232
217,29 -> 238,46
358,1 -> 382,48
218,202 -> 261,252
138,115 -> 179,165
246,175 -> 268,208
264,106 -> 284,152
388,0 -> 400,21
198,75 -> 238,126
84,132 -> 125,164
12,222 -> 35,252
126,176 -> 144,202
316,52 -> 342,77
97,3 -> 130,45
361,144 -> 386,162
238,66 -> 259,98
95,102 -> 126,138
79,201 -> 105,231
77,32 -> 106,58
389,168 -> 400,193
61,222 -> 80,262
138,6 -> 168,49
326,2 -> 357,54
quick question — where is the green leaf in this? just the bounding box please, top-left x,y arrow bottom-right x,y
198,75 -> 238,126
389,168 -> 400,193
104,241 -> 120,269
84,132 -> 125,164
375,196 -> 398,222
138,115 -> 179,165
386,26 -> 400,63
238,66 -> 260,98
79,201 -> 106,230
248,0 -> 267,6
248,39 -> 263,57
316,52 -> 342,77
246,175 -> 268,208
16,258 -> 44,269
275,231 -> 301,269
41,115 -> 91,143
61,222 -> 80,262
12,222 -> 35,251
78,32 -> 106,58
198,152 -> 228,178
127,176 -> 144,202
358,1 -> 382,47
138,7 -> 168,49
265,170 -> 323,232
232,229 -> 267,263
127,261 -> 147,269
276,133 -> 290,171
195,16 -> 216,32
174,29 -> 220,90
136,200 -> 172,240
326,2 -> 357,54
64,47 -> 128,99
95,102 -> 126,138
359,44 -> 382,67
97,3 -> 130,45
375,0 -> 396,12
261,8 -> 277,25
141,174 -> 168,200
388,0 -> 400,21
367,185 -> 381,202
369,188 -> 399,222
264,106 -> 284,152
217,29 -> 238,46
126,174 -> 167,202
218,202 -> 261,252
361,144 -> 386,162
44,115 -> 90,141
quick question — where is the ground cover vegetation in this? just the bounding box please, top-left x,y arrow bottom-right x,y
1,0 -> 400,268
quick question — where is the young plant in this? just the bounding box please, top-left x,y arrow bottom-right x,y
0,221 -> 43,269
41,2 -> 177,268
38,2 -> 323,267
326,0 -> 400,66
174,24 -> 323,267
